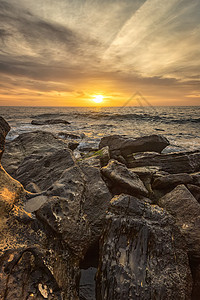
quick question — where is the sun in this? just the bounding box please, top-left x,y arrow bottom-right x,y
93,95 -> 104,103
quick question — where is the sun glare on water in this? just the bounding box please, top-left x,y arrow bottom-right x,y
92,95 -> 104,104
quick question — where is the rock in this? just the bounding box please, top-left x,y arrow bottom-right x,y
101,159 -> 148,196
68,141 -> 79,150
79,159 -> 112,245
16,148 -> 75,191
158,185 -> 200,259
99,146 -> 110,167
126,150 -> 200,174
2,131 -> 75,191
152,173 -> 193,190
58,132 -> 81,139
2,131 -> 70,177
96,194 -> 192,300
31,119 -> 70,125
191,172 -> 200,186
99,134 -> 169,157
0,116 -> 10,160
187,184 -> 200,202
25,182 -> 41,193
36,165 -> 91,257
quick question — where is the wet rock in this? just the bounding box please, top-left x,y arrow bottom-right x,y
126,150 -> 200,174
152,173 -> 193,190
158,184 -> 200,259
31,119 -> 70,125
2,131 -> 75,191
2,131 -> 70,177
0,116 -> 10,160
36,165 -> 91,257
101,159 -> 148,196
96,194 -> 192,300
16,148 -> 75,191
99,134 -> 169,157
79,159 -> 112,245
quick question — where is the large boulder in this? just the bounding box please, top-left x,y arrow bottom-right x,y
0,116 -> 10,160
96,194 -> 192,300
158,184 -> 200,259
101,159 -> 148,196
126,151 -> 200,174
78,159 -> 112,245
99,134 -> 169,158
36,165 -> 91,257
2,131 -> 75,191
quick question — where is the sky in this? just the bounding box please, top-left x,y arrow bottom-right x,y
0,0 -> 200,106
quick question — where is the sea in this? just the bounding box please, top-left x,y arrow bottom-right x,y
0,106 -> 200,153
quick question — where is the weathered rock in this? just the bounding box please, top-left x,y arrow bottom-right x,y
99,146 -> 110,167
101,159 -> 148,196
187,184 -> 200,202
2,131 -> 75,191
31,119 -> 70,125
152,173 -> 193,190
0,124 -> 83,299
2,131 -> 70,177
126,150 -> 200,174
96,194 -> 192,300
99,134 -> 169,157
79,159 -> 112,245
36,165 -> 90,257
0,116 -> 10,160
158,185 -> 200,259
191,172 -> 200,186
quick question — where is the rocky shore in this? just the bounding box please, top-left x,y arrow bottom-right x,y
0,116 -> 200,299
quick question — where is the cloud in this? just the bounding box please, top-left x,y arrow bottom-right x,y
0,0 -> 199,105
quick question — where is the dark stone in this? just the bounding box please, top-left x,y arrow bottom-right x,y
158,184 -> 200,260
96,194 -> 192,300
0,116 -> 10,160
187,184 -> 200,202
126,150 -> 200,174
2,131 -> 75,191
68,141 -> 79,150
2,131 -> 70,177
79,159 -> 112,245
99,134 -> 169,157
152,173 -> 193,190
31,119 -> 70,125
101,159 -> 148,196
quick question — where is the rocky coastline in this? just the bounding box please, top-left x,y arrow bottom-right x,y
0,116 -> 200,299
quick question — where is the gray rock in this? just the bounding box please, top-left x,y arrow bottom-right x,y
126,150 -> 200,174
158,184 -> 200,259
101,159 -> 148,196
96,194 -> 192,300
2,131 -> 75,191
99,134 -> 169,157
2,130 -> 70,177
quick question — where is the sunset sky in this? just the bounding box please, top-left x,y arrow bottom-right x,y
0,0 -> 200,106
